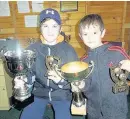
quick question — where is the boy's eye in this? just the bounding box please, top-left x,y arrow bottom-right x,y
43,25 -> 47,28
94,32 -> 96,34
83,33 -> 87,36
53,25 -> 58,28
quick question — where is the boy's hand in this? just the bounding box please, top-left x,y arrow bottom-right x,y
47,70 -> 63,83
71,80 -> 85,92
120,60 -> 130,72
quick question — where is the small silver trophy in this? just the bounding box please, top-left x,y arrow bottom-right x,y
4,49 -> 36,110
110,64 -> 129,94
45,55 -> 61,74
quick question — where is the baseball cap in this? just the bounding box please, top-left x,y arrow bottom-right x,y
39,8 -> 61,25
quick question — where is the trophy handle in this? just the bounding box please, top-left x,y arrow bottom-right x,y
2,57 -> 14,78
53,64 -> 65,80
84,61 -> 94,79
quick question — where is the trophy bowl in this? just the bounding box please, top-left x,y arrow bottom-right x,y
60,61 -> 94,109
4,50 -> 36,75
61,61 -> 90,82
4,51 -> 26,75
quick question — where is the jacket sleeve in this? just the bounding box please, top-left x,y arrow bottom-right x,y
83,77 -> 92,94
108,46 -> 130,64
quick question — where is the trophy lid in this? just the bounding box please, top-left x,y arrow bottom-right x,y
61,61 -> 88,73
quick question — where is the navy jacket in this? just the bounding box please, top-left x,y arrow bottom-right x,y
27,40 -> 78,101
81,43 -> 129,119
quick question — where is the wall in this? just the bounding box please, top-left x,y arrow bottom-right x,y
124,2 -> 130,52
0,1 -> 129,57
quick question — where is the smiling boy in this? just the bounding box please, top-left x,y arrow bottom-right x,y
72,14 -> 130,119
15,8 -> 78,119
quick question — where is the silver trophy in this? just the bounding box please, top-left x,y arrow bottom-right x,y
4,50 -> 36,104
110,64 -> 129,94
45,55 -> 61,76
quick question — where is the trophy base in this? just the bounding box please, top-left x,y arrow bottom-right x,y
11,94 -> 34,111
112,84 -> 129,94
71,99 -> 86,115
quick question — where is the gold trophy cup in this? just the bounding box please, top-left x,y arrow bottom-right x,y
45,56 -> 94,115
61,61 -> 94,115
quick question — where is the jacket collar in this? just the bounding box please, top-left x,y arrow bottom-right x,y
40,34 -> 64,45
88,43 -> 112,55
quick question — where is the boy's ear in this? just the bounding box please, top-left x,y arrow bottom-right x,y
101,29 -> 106,38
40,34 -> 44,44
79,33 -> 82,39
59,26 -> 62,33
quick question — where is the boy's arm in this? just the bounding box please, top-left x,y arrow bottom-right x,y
108,46 -> 130,63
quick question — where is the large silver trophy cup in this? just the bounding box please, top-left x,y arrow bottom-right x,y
46,56 -> 94,115
4,50 -> 36,110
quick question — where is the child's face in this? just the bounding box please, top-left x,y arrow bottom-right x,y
79,24 -> 105,49
41,19 -> 61,44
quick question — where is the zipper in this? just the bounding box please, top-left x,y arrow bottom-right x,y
96,52 -> 103,117
47,47 -> 51,87
47,47 -> 52,101
49,88 -> 53,101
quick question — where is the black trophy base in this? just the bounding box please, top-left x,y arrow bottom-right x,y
11,94 -> 34,111
112,84 -> 129,94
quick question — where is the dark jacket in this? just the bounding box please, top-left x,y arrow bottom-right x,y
81,43 -> 129,119
27,40 -> 78,101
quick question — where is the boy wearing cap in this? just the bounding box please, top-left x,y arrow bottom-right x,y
19,8 -> 78,119
71,14 -> 130,119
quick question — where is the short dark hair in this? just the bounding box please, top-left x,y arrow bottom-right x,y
40,18 -> 51,26
79,14 -> 104,33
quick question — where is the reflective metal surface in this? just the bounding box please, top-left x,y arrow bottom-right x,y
110,64 -> 129,94
4,50 -> 36,102
61,61 -> 94,107
61,61 -> 90,82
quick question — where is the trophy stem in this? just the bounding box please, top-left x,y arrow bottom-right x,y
72,92 -> 85,107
